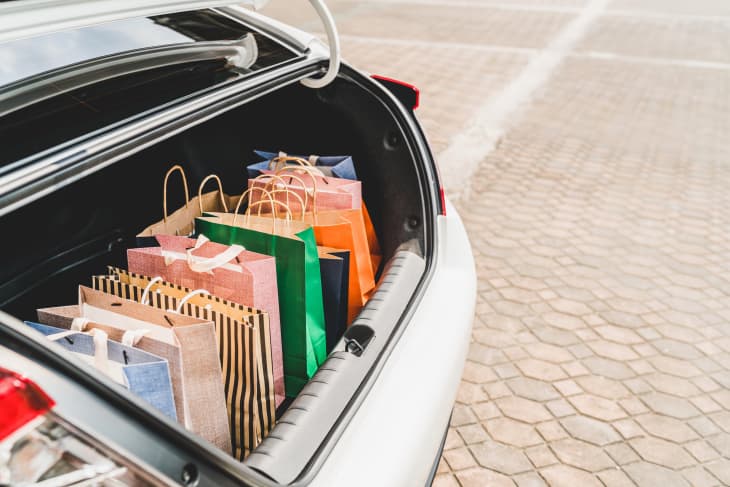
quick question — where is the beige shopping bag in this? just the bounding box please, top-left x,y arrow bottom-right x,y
137,167 -> 239,244
37,286 -> 232,454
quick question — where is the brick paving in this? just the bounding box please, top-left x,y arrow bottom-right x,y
261,0 -> 730,485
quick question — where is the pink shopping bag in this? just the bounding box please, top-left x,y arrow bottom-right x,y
248,168 -> 362,212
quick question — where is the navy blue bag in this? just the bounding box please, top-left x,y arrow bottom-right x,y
318,248 -> 350,352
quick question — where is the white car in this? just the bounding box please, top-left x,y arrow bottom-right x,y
0,1 -> 476,486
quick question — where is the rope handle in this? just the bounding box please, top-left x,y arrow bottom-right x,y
252,173 -> 311,214
163,165 -> 190,222
249,189 -> 305,221
232,187 -> 290,224
198,174 -> 228,215
275,165 -> 323,222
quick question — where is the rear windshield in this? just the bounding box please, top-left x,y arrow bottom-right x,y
0,9 -> 298,168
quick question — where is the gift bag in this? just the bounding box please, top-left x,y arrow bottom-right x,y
252,171 -> 377,317
248,150 -> 358,180
137,167 -> 238,246
127,234 -> 284,407
93,274 -> 274,459
37,288 -> 232,453
26,321 -> 177,420
196,192 -> 327,397
251,157 -> 382,276
319,248 -> 350,352
249,158 -> 362,212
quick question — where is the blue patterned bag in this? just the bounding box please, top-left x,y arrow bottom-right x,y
26,321 -> 177,421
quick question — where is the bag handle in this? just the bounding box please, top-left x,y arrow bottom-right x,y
141,276 -> 164,305
232,187 -> 292,226
174,289 -> 254,329
254,189 -> 305,221
270,155 -> 325,175
175,289 -> 212,314
253,173 -> 311,212
184,234 -> 245,273
198,174 -> 229,215
122,329 -> 149,347
163,165 -> 190,222
48,328 -> 112,376
275,165 -> 322,222
69,316 -> 148,348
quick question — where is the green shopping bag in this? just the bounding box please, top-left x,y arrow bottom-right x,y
196,207 -> 326,397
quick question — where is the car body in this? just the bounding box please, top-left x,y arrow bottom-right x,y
0,2 -> 476,486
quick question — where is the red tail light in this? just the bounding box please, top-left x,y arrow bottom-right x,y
0,367 -> 54,441
371,75 -> 420,110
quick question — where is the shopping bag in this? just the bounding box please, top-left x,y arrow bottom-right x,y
252,171 -> 377,317
126,234 -> 284,407
93,273 -> 274,459
249,158 -> 362,212
196,194 -> 327,397
251,158 -> 382,276
137,167 -> 238,246
97,268 -> 277,435
26,321 -> 178,421
37,288 -> 232,453
247,150 -> 358,180
362,203 -> 382,275
319,248 -> 350,352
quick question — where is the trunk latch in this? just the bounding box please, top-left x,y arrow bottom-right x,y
343,325 -> 374,357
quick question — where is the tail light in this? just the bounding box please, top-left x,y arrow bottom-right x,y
0,368 -> 54,442
0,367 -> 153,486
371,75 -> 419,111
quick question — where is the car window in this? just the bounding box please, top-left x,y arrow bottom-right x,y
0,9 -> 299,168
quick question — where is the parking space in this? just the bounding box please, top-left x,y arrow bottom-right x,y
260,0 -> 730,485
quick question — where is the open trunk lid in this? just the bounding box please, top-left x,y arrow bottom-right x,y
0,0 -> 271,43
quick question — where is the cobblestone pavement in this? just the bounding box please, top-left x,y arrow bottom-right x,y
262,1 -> 730,485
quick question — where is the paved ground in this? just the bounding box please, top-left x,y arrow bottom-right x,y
263,1 -> 730,485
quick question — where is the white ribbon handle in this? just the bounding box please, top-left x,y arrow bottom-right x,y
141,276 -> 164,305
183,235 -> 245,273
174,288 -> 213,314
122,329 -> 149,347
48,328 -> 111,376
70,317 -> 89,331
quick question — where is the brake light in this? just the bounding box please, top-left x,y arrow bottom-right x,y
0,367 -> 54,442
371,75 -> 420,110
0,367 -> 155,485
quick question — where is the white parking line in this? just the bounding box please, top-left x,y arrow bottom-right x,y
338,34 -> 730,72
338,34 -> 538,56
363,0 -> 730,22
435,0 -> 610,200
575,51 -> 730,71
365,0 -> 581,14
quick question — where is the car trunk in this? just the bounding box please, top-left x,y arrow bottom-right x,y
0,71 -> 433,483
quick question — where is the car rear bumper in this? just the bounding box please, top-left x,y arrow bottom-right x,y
312,199 -> 476,486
